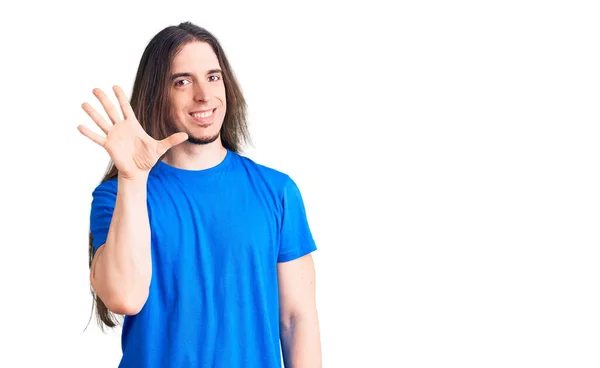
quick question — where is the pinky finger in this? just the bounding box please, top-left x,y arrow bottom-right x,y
77,125 -> 106,147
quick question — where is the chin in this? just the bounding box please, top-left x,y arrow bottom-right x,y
187,132 -> 221,145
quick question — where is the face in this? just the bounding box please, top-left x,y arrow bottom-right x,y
169,41 -> 226,145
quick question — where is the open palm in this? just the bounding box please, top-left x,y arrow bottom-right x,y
77,85 -> 188,180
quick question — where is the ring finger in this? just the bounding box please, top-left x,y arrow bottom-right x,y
81,102 -> 112,134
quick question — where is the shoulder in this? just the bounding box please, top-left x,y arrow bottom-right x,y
231,152 -> 295,192
91,177 -> 118,199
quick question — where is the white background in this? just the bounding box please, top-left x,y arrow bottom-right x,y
0,0 -> 598,367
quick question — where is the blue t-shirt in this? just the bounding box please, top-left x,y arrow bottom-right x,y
89,150 -> 317,367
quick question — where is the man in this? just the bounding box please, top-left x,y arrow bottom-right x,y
78,21 -> 321,367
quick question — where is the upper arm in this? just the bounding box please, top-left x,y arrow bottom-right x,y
90,180 -> 117,254
277,176 -> 316,262
88,181 -> 115,298
277,253 -> 317,325
276,176 -> 318,323
90,243 -> 105,288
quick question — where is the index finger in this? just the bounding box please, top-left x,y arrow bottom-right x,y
113,85 -> 135,120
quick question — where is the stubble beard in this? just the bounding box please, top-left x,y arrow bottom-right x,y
187,132 -> 220,145
169,114 -> 221,145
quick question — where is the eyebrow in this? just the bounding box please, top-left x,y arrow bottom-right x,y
170,69 -> 223,80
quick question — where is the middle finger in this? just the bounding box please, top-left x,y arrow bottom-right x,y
93,88 -> 122,125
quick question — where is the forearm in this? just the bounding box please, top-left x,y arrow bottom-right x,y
280,314 -> 322,368
92,175 -> 151,314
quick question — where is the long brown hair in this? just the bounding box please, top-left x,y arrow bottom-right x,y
87,21 -> 251,331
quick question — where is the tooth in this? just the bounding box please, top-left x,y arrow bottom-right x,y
193,110 -> 213,118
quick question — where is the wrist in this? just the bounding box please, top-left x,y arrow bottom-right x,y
117,173 -> 149,189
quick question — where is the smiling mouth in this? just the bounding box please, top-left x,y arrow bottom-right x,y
189,108 -> 216,125
190,109 -> 215,118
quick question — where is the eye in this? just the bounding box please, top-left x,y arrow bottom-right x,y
175,79 -> 191,86
208,75 -> 222,82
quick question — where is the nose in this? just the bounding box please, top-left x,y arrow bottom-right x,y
193,82 -> 212,102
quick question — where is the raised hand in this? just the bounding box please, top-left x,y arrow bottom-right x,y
77,85 -> 188,180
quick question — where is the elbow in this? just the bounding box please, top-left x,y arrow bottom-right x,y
279,311 -> 295,331
280,307 -> 319,331
91,277 -> 149,315
90,266 -> 150,315
280,310 -> 302,332
104,295 -> 147,315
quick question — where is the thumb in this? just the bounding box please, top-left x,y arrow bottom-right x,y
157,132 -> 189,155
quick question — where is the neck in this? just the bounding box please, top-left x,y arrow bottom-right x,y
161,139 -> 228,170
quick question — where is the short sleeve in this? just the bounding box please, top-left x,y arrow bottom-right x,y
89,179 -> 118,254
277,176 -> 317,262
